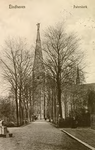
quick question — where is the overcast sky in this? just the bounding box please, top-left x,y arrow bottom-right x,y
0,0 -> 95,96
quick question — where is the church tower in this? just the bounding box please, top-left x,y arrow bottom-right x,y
32,23 -> 45,119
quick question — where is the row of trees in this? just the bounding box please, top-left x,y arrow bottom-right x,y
43,24 -> 85,121
0,39 -> 33,126
0,23 -> 85,125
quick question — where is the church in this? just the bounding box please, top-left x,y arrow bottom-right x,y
61,76 -> 95,128
32,23 -> 95,129
32,23 -> 45,119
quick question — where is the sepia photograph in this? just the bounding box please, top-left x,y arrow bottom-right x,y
0,0 -> 95,149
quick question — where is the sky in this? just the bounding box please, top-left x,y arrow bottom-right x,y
0,0 -> 95,96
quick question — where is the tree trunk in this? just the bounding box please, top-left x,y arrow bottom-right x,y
29,91 -> 32,122
51,89 -> 53,120
57,77 -> 62,118
15,88 -> 19,126
57,70 -> 62,118
19,85 -> 23,126
58,87 -> 62,118
44,92 -> 46,119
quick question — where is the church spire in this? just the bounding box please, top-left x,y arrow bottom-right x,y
32,23 -> 45,119
33,23 -> 44,73
36,23 -> 41,42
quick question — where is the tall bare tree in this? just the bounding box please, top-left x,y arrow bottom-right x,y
0,38 -> 33,126
43,23 -> 84,119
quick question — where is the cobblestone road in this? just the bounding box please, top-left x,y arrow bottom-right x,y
0,120 -> 90,150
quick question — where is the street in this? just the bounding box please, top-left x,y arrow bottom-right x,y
0,120 -> 89,150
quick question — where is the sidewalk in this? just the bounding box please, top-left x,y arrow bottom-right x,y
61,127 -> 95,149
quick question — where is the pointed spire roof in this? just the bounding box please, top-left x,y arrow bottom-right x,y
33,23 -> 44,73
35,23 -> 41,52
36,23 -> 41,42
